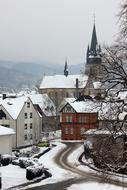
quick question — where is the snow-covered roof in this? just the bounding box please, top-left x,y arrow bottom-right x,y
40,74 -> 88,89
93,81 -> 102,89
0,125 -> 15,136
0,96 -> 28,120
84,128 -> 111,135
63,98 -> 100,113
28,94 -> 56,117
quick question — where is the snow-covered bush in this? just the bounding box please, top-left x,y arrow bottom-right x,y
19,158 -> 39,168
26,164 -> 44,180
1,154 -> 12,166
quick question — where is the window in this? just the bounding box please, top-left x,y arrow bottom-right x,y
66,115 -> 73,123
66,92 -> 69,97
27,102 -> 30,108
65,127 -> 68,135
80,127 -> 85,135
0,110 -> 6,119
24,113 -> 27,119
24,124 -> 27,130
24,135 -> 27,141
70,128 -> 73,135
30,123 -> 32,129
30,113 -> 32,118
30,134 -> 32,139
79,116 -> 87,123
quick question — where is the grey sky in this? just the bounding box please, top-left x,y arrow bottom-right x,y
0,0 -> 120,65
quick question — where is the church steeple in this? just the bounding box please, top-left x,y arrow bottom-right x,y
64,59 -> 69,77
86,22 -> 101,65
90,23 -> 98,55
86,45 -> 90,63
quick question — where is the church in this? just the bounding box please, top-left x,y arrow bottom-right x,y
39,23 -> 103,106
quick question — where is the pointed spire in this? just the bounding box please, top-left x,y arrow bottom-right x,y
64,58 -> 69,77
90,23 -> 98,55
86,45 -> 90,64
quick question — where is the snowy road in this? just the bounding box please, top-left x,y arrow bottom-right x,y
27,142 -> 127,190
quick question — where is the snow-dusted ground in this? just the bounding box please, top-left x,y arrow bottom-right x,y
0,164 -> 27,189
24,141 -> 76,189
0,141 -> 127,189
67,143 -> 127,190
67,182 -> 125,190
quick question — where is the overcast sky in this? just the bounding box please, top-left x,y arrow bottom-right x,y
0,0 -> 120,65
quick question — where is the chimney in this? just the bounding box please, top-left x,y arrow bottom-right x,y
2,94 -> 7,100
76,78 -> 79,98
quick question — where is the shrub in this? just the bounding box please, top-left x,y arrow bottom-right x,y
1,155 -> 11,166
19,158 -> 38,168
37,141 -> 50,147
26,164 -> 44,180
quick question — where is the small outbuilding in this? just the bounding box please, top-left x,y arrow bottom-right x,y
0,126 -> 15,155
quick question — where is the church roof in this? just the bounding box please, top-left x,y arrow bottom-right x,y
40,74 -> 88,89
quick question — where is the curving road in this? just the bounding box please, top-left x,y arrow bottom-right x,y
27,142 -> 127,190
54,142 -> 127,188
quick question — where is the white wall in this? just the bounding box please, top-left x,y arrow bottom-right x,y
0,135 -> 12,155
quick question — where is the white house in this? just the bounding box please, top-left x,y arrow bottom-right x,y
0,125 -> 15,155
0,96 -> 42,148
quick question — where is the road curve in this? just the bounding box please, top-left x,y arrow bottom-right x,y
54,142 -> 127,188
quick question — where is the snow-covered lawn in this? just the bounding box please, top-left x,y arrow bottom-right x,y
0,164 -> 27,189
0,146 -> 48,189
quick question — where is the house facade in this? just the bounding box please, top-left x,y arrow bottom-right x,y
0,93 -> 57,148
0,96 -> 42,148
60,98 -> 99,140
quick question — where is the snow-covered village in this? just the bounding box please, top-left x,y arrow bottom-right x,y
1,0 -> 127,190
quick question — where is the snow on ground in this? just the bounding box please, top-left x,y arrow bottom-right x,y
67,182 -> 125,190
0,164 -> 27,189
67,143 -> 127,189
1,141 -> 127,190
0,147 -> 48,189
24,142 -> 76,189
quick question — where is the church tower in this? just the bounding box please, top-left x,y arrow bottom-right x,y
85,23 -> 102,80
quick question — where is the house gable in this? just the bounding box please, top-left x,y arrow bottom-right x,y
61,103 -> 76,113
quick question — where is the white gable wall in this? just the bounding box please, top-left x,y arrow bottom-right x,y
17,98 -> 42,147
0,105 -> 16,148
